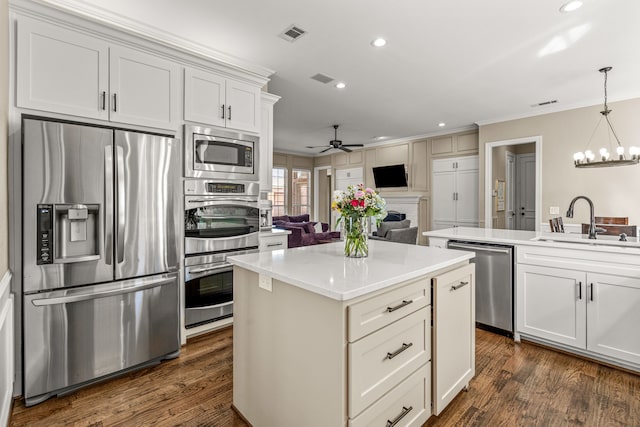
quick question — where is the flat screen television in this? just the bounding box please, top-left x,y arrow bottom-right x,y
372,164 -> 408,188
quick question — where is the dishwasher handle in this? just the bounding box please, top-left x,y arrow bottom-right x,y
448,242 -> 511,254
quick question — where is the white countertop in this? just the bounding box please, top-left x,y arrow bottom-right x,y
259,228 -> 291,236
227,240 -> 474,301
424,227 -> 640,254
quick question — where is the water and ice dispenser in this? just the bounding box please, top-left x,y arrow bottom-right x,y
36,203 -> 101,264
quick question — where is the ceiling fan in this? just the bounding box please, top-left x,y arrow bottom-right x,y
306,125 -> 364,153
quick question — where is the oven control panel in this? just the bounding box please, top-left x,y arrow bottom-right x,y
206,182 -> 245,193
36,204 -> 53,264
184,179 -> 259,197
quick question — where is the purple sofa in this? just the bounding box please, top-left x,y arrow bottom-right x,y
273,214 -> 340,248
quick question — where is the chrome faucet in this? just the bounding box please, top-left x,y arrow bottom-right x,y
566,196 -> 599,239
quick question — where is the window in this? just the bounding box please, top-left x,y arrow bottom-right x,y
270,167 -> 287,217
291,169 -> 311,216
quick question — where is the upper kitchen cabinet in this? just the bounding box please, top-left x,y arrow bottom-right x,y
108,46 -> 180,129
16,16 -> 180,130
430,132 -> 479,157
16,16 -> 109,121
184,67 -> 261,133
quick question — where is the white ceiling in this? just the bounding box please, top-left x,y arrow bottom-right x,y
43,0 -> 640,154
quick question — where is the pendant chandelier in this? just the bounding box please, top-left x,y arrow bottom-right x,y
573,67 -> 639,168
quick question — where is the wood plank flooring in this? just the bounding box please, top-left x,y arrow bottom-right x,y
9,327 -> 640,426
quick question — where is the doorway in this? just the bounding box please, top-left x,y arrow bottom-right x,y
313,166 -> 332,225
485,137 -> 541,231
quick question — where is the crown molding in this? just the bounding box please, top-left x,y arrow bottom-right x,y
22,0 -> 275,79
475,92 -> 640,127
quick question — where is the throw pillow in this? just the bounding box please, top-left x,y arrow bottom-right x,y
313,222 -> 323,233
289,214 -> 310,223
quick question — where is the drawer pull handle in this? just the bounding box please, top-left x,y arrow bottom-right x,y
451,281 -> 469,291
386,405 -> 413,427
266,243 -> 282,247
386,299 -> 413,313
386,342 -> 413,360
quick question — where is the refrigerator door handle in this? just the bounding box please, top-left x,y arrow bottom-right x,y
116,145 -> 126,263
104,146 -> 113,265
31,275 -> 175,306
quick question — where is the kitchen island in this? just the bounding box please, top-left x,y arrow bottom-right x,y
425,227 -> 640,374
228,240 -> 475,427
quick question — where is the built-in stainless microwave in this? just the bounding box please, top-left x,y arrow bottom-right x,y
185,124 -> 259,180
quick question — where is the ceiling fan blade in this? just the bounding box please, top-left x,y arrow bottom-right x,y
306,145 -> 329,148
339,146 -> 352,153
342,144 -> 364,147
320,147 -> 333,153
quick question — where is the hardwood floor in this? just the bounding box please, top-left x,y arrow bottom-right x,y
9,327 -> 640,426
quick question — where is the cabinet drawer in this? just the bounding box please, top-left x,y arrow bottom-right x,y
349,363 -> 431,427
349,308 -> 431,417
259,235 -> 288,252
348,278 -> 430,341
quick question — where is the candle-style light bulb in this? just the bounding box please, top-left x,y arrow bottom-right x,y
585,150 -> 595,161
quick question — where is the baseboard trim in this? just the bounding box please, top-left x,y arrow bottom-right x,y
231,404 -> 254,427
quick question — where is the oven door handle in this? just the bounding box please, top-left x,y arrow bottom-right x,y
190,265 -> 233,275
187,198 -> 258,204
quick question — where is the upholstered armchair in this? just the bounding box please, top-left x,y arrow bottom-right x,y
370,219 -> 418,244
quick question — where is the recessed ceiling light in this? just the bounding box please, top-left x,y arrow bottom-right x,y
373,136 -> 387,140
559,1 -> 583,13
335,82 -> 346,89
371,38 -> 387,47
438,122 -> 446,127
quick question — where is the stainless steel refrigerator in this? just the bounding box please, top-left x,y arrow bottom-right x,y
22,117 -> 181,406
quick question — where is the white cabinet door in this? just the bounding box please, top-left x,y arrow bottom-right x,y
432,263 -> 475,415
184,68 -> 226,128
516,264 -> 586,349
109,45 -> 179,129
184,68 -> 261,133
587,273 -> 640,365
226,79 -> 261,133
431,156 -> 478,228
259,93 -> 280,192
455,168 -> 478,224
17,16 -> 109,120
431,171 -> 455,226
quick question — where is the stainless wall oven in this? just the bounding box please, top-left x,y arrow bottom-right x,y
184,179 -> 259,328
184,249 -> 255,328
185,124 -> 259,180
184,180 -> 260,255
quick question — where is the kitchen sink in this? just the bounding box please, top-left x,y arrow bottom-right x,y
530,234 -> 640,249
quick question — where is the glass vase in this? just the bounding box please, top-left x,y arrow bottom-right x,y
343,216 -> 369,258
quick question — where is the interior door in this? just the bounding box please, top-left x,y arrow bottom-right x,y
516,153 -> 536,231
505,151 -> 516,230
114,130 -> 179,280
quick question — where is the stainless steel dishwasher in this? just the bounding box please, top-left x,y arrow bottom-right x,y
447,240 -> 514,336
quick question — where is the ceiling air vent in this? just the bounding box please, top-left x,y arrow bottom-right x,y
279,25 -> 307,42
310,73 -> 335,84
